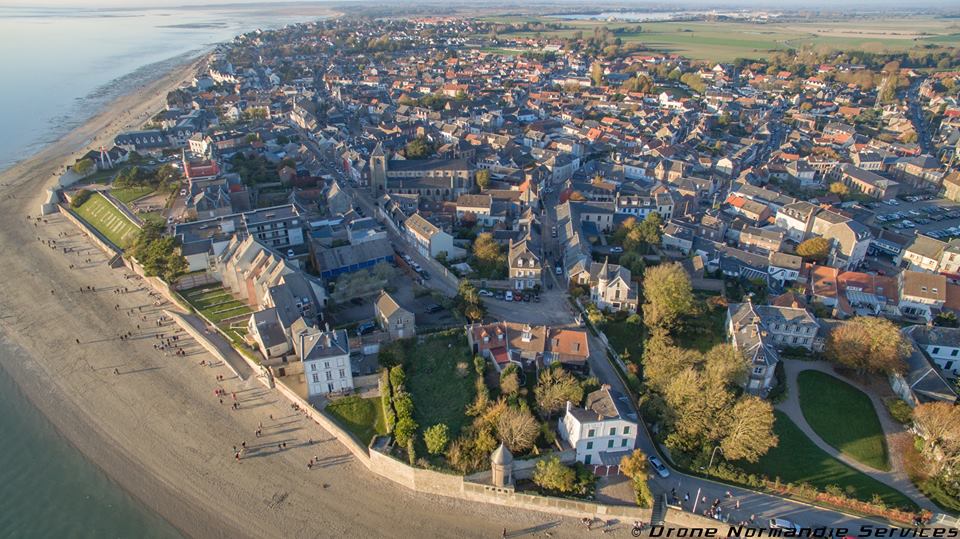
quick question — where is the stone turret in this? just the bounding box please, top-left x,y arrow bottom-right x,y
490,443 -> 514,487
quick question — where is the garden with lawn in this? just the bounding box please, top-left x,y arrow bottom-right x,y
797,371 -> 890,471
74,192 -> 141,249
181,286 -> 253,326
738,411 -> 913,509
110,185 -> 155,204
325,396 -> 387,445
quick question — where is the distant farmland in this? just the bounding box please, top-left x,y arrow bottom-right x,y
485,16 -> 960,62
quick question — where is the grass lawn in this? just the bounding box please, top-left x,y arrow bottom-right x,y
74,192 -> 140,249
181,286 -> 252,325
110,185 -> 154,203
326,396 -> 387,445
602,318 -> 645,361
402,331 -> 476,437
797,371 -> 890,471
738,411 -> 913,509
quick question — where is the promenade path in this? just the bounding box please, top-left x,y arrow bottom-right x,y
776,359 -> 937,512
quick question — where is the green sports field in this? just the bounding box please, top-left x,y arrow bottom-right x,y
74,192 -> 140,249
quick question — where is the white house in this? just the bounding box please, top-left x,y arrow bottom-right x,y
404,213 -> 454,259
904,325 -> 960,379
558,386 -> 638,466
293,322 -> 353,397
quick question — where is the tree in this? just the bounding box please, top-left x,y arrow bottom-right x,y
73,158 -> 94,176
472,232 -> 506,279
913,402 -> 960,476
829,181 -> 850,199
532,456 -> 576,493
500,364 -> 521,395
637,212 -> 663,246
620,449 -> 654,507
496,406 -> 539,452
534,366 -> 584,418
590,61 -> 604,87
476,169 -> 491,191
703,343 -> 748,389
389,365 -> 406,392
642,262 -> 695,331
394,416 -> 418,446
131,223 -> 187,282
404,137 -> 433,159
796,237 -> 831,262
825,317 -> 911,375
720,396 -> 778,463
424,424 -> 450,455
641,330 -> 700,392
680,72 -> 706,94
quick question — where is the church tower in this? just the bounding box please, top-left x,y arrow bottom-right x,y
370,142 -> 387,195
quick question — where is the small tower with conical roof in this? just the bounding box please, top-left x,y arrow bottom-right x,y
490,443 -> 514,488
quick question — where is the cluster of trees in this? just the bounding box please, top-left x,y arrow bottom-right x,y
795,236 -> 832,262
641,332 -> 778,463
912,402 -> 960,506
475,169 -> 491,191
384,365 -> 418,461
471,232 -> 507,279
113,163 -> 181,191
455,280 -> 486,322
130,222 -> 187,283
621,74 -> 655,94
824,317 -> 910,376
230,153 -> 282,186
70,189 -> 94,209
73,158 -> 95,176
680,72 -> 707,94
620,449 -> 655,507
403,136 -> 436,159
641,262 -> 696,332
531,456 -> 595,496
331,263 -> 395,304
399,93 -> 453,112
611,212 -> 662,255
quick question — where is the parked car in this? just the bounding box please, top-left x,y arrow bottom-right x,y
504,291 -> 514,301
648,456 -> 670,478
533,295 -> 540,302
420,271 -> 431,280
425,303 -> 444,314
610,246 -> 624,254
356,321 -> 376,336
555,266 -> 563,275
522,293 -> 530,302
514,292 -> 523,302
479,289 -> 494,297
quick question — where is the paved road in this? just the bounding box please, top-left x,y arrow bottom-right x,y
906,78 -> 934,155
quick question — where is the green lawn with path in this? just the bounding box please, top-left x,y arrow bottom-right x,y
738,411 -> 913,509
325,396 -> 387,445
797,371 -> 890,471
74,192 -> 140,249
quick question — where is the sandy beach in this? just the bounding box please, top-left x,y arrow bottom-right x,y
0,60 -> 591,538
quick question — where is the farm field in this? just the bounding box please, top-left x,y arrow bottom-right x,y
487,16 -> 960,62
74,192 -> 140,249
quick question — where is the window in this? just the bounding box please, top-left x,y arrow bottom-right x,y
753,366 -> 764,375
623,426 -> 630,435
339,369 -> 345,378
932,347 -> 941,355
327,383 -> 334,393
586,441 -> 593,450
324,362 -> 330,369
326,372 -> 332,381
609,427 -> 616,436
312,374 -> 319,383
607,439 -> 614,448
587,429 -> 595,438
584,455 -> 591,465
621,439 -> 629,447
952,349 -> 959,357
311,363 -> 317,372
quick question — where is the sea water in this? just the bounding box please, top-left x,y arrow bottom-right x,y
0,4 -> 326,536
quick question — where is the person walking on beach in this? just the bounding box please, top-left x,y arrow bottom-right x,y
114,368 -> 119,375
